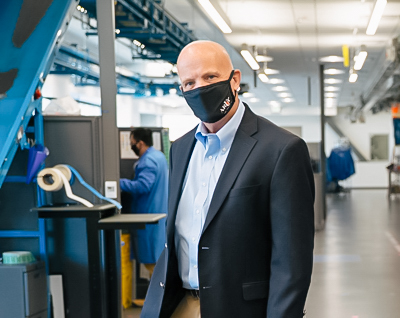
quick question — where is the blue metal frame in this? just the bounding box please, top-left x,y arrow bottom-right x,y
79,0 -> 196,63
50,45 -> 180,97
0,0 -> 75,189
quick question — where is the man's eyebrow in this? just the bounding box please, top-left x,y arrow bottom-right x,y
202,71 -> 220,77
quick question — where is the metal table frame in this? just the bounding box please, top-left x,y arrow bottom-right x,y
33,203 -> 166,318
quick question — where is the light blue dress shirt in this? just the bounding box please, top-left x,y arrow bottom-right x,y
175,101 -> 245,289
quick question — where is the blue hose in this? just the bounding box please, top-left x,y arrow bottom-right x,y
65,165 -> 122,210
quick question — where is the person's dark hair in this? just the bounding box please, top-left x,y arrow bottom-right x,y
131,128 -> 153,147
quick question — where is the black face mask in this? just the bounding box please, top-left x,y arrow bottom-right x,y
131,144 -> 140,156
182,70 -> 237,123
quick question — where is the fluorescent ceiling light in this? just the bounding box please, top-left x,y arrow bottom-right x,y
241,49 -> 260,70
349,72 -> 358,83
255,55 -> 274,62
242,92 -> 254,98
115,66 -> 135,77
198,0 -> 232,33
278,92 -> 291,98
324,68 -> 345,75
268,78 -> 285,84
366,0 -> 387,35
325,92 -> 337,98
325,86 -> 340,92
250,98 -> 260,103
319,56 -> 344,63
325,78 -> 343,84
269,101 -> 282,113
272,86 -> 288,92
258,73 -> 269,83
325,98 -> 337,108
283,98 -> 295,103
269,100 -> 280,106
119,87 -> 136,94
264,68 -> 280,75
354,49 -> 368,71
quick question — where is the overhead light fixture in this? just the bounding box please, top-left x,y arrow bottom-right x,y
324,68 -> 345,75
325,98 -> 337,108
255,55 -> 274,62
278,92 -> 291,98
319,56 -> 344,63
258,73 -> 269,83
325,86 -> 340,92
366,0 -> 387,35
272,86 -> 288,92
325,92 -> 337,98
264,68 -> 280,75
349,69 -> 358,83
354,45 -> 368,70
198,0 -> 232,33
269,101 -> 282,114
250,98 -> 260,103
115,66 -> 135,77
242,92 -> 254,98
282,98 -> 295,103
325,78 -> 343,84
240,45 -> 260,70
119,87 -> 136,94
268,78 -> 285,84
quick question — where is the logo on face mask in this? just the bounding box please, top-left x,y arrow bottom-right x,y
220,97 -> 231,113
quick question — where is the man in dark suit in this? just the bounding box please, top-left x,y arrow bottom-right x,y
141,40 -> 315,318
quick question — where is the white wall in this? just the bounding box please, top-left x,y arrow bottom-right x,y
330,108 -> 394,161
327,108 -> 393,188
266,115 -> 321,142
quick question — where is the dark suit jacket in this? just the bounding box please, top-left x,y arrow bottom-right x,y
141,104 -> 315,318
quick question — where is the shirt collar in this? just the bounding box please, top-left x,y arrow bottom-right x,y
195,100 -> 245,153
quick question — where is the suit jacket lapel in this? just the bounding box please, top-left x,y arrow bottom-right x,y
202,104 -> 258,234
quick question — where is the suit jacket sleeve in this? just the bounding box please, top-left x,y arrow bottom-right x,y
267,137 -> 315,317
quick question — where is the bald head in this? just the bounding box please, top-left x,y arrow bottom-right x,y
177,40 -> 239,92
177,41 -> 233,72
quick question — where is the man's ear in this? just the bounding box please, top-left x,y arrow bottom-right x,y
232,69 -> 242,91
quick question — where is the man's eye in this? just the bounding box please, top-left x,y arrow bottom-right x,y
185,82 -> 193,87
208,75 -> 215,79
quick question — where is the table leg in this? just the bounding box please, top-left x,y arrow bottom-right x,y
86,217 -> 105,318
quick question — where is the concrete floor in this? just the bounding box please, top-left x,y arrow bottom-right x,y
123,189 -> 400,318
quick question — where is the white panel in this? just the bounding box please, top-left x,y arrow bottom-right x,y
49,275 -> 65,318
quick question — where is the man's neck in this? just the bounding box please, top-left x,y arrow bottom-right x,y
139,145 -> 150,157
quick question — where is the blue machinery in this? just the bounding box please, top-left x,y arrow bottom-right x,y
0,0 -> 77,268
1,0 -> 195,190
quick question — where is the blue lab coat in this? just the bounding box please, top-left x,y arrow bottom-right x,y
120,147 -> 168,264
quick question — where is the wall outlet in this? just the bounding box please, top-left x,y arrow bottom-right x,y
105,181 -> 118,199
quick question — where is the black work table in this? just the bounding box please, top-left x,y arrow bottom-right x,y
32,204 -> 166,318
98,213 -> 166,230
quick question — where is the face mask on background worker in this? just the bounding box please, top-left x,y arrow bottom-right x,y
131,143 -> 140,156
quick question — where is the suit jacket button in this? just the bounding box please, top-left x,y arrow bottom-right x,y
160,282 -> 165,288
165,243 -> 168,248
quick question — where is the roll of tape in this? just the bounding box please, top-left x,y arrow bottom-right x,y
37,166 -> 94,207
53,164 -> 72,181
37,168 -> 64,191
